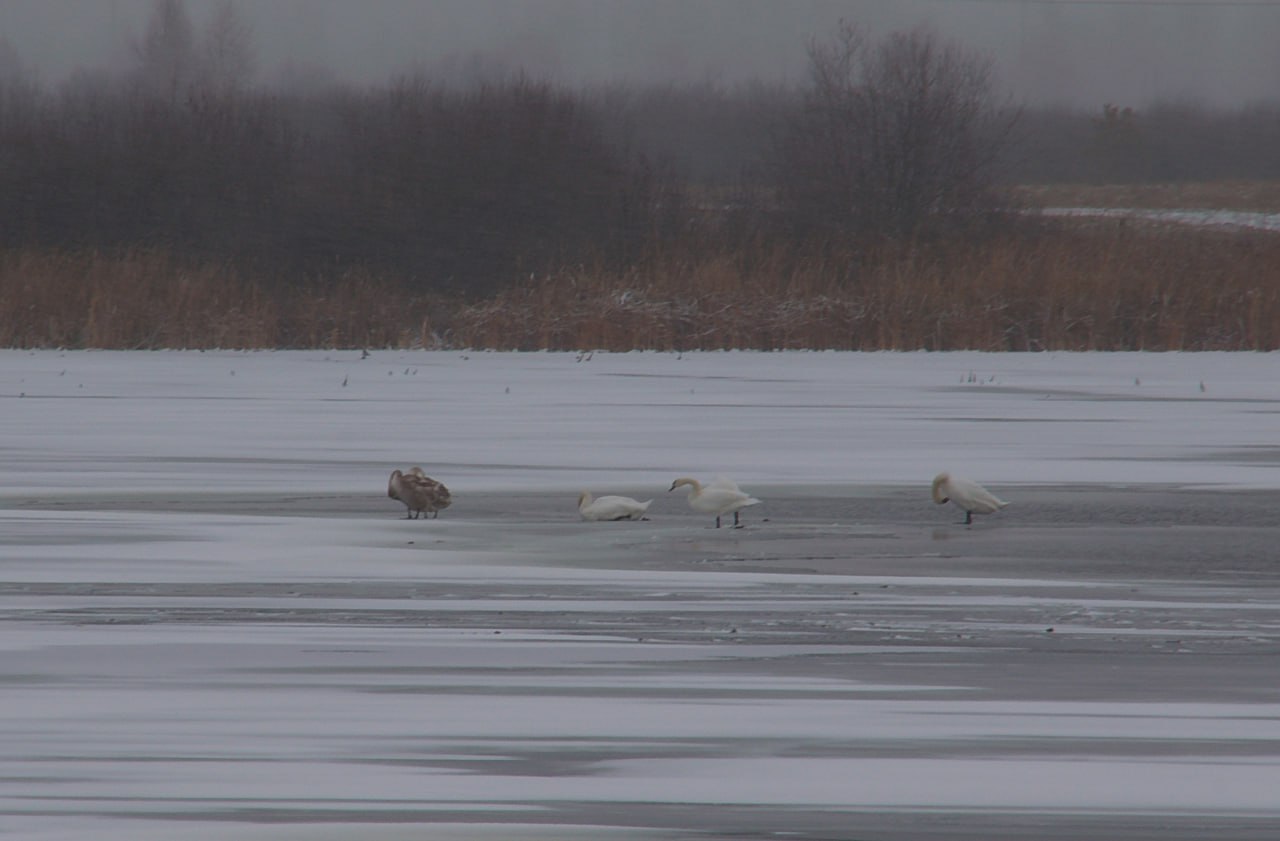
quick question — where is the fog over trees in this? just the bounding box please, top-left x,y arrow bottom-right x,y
1,0 -> 1278,302
2,0 -> 1279,106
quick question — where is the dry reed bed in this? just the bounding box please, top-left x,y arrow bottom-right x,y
0,250 -> 444,350
3,224 -> 1279,351
452,226 -> 1280,351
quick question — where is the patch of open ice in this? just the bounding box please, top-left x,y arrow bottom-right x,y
4,350 -> 1279,494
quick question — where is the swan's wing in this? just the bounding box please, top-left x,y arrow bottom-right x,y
950,476 -> 1007,513
400,473 -> 448,507
708,476 -> 742,492
694,486 -> 760,513
592,495 -> 651,519
426,482 -> 452,508
408,474 -> 446,490
401,473 -> 431,492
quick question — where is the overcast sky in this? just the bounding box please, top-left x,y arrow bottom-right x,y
2,0 -> 1278,107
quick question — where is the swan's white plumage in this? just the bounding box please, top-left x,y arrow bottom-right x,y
669,476 -> 760,528
931,472 -> 1007,524
707,475 -> 743,492
578,492 -> 652,521
388,467 -> 452,519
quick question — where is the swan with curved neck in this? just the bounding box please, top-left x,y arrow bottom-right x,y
931,472 -> 1007,525
668,476 -> 760,528
388,467 -> 452,519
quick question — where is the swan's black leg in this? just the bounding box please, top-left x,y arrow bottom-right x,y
733,511 -> 742,528
964,510 -> 973,525
715,515 -> 722,528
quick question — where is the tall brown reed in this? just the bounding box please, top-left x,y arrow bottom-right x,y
4,222 -> 1279,351
0,250 -> 448,349
450,223 -> 1280,351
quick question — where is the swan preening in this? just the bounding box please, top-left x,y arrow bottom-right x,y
388,467 -> 452,519
931,472 -> 1008,525
577,492 -> 652,521
669,476 -> 761,528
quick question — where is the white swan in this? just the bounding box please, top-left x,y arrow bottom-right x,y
669,476 -> 760,528
931,472 -> 1008,525
388,467 -> 452,519
577,492 -> 652,521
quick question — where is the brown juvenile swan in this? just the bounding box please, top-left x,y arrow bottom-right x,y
388,467 -> 452,519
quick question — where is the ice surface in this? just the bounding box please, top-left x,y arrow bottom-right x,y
3,350 -> 1280,839
4,348 -> 1280,494
1042,206 -> 1280,234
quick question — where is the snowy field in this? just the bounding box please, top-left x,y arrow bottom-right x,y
3,349 -> 1279,840
1042,206 -> 1280,233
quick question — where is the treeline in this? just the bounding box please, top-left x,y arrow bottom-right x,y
2,2 -> 1279,350
0,75 -> 676,294
599,91 -> 1280,192
5,70 -> 1278,278
0,14 -> 1015,294
3,6 -> 1279,292
1007,102 -> 1280,185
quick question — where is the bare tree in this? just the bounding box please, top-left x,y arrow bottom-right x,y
199,1 -> 256,96
0,35 -> 37,115
133,0 -> 196,102
774,21 -> 1014,240
0,36 -> 28,85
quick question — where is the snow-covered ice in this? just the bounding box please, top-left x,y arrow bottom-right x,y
5,348 -> 1280,493
3,350 -> 1279,840
1042,206 -> 1280,234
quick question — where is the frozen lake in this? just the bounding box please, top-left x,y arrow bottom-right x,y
3,350 -> 1279,840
